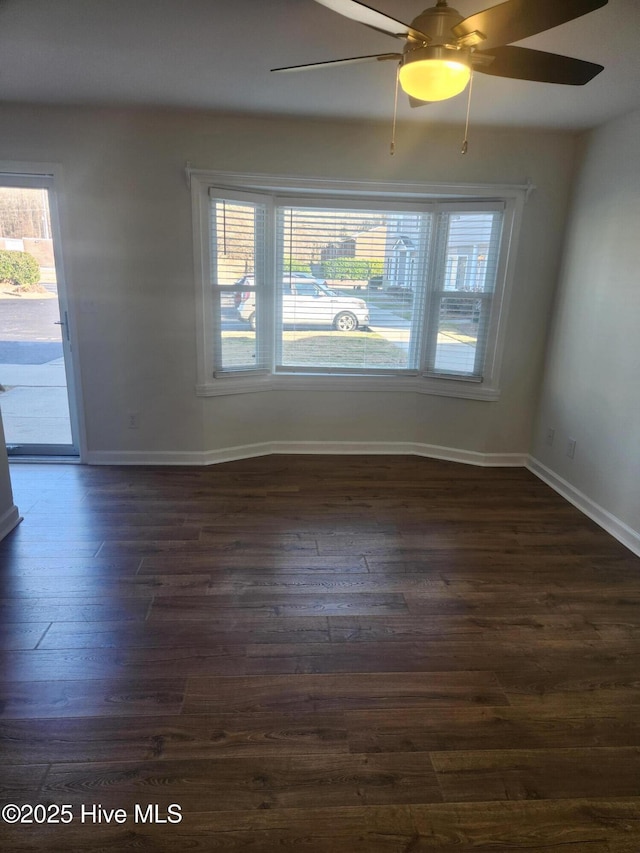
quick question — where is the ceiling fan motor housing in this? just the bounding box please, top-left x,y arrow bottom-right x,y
408,3 -> 465,47
403,3 -> 470,68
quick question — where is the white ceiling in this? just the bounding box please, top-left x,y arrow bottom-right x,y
0,0 -> 638,130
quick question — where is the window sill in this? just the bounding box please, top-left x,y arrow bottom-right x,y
196,373 -> 500,400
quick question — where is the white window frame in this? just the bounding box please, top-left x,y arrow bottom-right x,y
190,170 -> 528,401
208,188 -> 273,378
421,201 -> 506,383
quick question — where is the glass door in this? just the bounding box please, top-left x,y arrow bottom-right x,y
0,176 -> 78,457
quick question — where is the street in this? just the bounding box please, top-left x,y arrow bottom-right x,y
0,293 -> 62,343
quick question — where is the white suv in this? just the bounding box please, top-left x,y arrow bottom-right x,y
237,277 -> 369,332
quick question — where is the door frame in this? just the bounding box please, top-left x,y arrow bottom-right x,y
0,162 -> 86,460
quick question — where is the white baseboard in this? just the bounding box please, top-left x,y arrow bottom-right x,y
85,441 -> 528,469
0,503 -> 22,542
527,456 -> 640,558
412,444 -> 527,468
86,450 -> 214,466
85,445 -> 273,467
268,441 -> 527,467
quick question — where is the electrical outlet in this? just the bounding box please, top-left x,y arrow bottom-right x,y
567,438 -> 576,459
545,427 -> 555,446
127,412 -> 140,430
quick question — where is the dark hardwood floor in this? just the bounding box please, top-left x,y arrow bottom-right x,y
1,454 -> 639,851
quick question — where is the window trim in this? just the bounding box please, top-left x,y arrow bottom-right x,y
191,171 -> 528,400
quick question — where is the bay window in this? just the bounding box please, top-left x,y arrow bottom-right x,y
192,173 -> 523,399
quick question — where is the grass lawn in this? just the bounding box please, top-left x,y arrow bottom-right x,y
221,329 -> 408,368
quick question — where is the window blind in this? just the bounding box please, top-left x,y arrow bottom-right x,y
209,194 -> 269,373
275,205 -> 431,373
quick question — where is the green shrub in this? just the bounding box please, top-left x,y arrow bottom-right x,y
0,250 -> 41,289
282,257 -> 312,274
319,257 -> 383,281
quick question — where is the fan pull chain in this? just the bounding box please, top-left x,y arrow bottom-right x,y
390,63 -> 400,155
461,70 -> 474,155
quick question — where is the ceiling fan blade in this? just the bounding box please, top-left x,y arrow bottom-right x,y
474,46 -> 604,85
312,0 -> 431,42
271,53 -> 401,73
453,0 -> 608,51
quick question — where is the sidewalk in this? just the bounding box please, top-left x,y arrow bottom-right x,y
369,305 -> 477,372
0,358 -> 72,445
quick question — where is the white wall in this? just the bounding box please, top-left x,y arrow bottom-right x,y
0,105 -> 578,462
531,107 -> 640,553
0,410 -> 20,540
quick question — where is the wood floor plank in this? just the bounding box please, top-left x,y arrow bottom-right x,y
13,511 -> 187,527
148,592 -> 408,619
0,524 -> 202,543
183,672 -> 506,714
409,799 -> 640,851
496,647 -> 640,697
327,613 -> 597,643
41,753 -> 442,812
196,514 -> 393,533
0,622 -> 51,650
0,541 -> 102,558
244,639 -> 533,676
0,646 -> 246,681
204,573 -> 443,595
366,553 -> 638,576
0,806 -> 419,853
0,597 -> 151,623
0,556 -> 142,578
505,689 -> 640,713
431,747 -> 640,802
99,535 -> 320,558
405,589 -> 576,616
0,572 -> 215,599
39,617 -> 331,649
345,701 -> 640,753
0,764 -> 49,800
139,553 -> 369,573
0,712 -> 348,764
0,678 -> 186,719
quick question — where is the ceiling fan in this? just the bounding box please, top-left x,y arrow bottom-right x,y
272,0 -> 608,104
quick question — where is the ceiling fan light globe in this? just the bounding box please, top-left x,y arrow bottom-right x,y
399,55 -> 471,101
